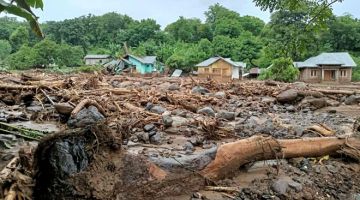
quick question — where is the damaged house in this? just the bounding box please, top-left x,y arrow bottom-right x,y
196,56 -> 246,81
294,52 -> 357,83
84,55 -> 111,66
124,54 -> 164,75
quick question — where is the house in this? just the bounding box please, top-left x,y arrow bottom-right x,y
84,55 -> 111,65
243,67 -> 262,79
294,52 -> 357,83
196,56 -> 246,81
103,58 -> 134,74
124,54 -> 164,74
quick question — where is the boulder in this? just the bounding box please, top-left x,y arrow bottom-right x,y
150,132 -> 165,145
136,132 -> 150,143
308,98 -> 328,109
144,124 -> 156,132
192,86 -> 210,95
171,116 -> 190,127
197,107 -> 215,117
271,179 -> 289,195
345,95 -> 360,105
150,105 -> 166,114
67,106 -> 105,128
162,115 -> 173,127
216,110 -> 235,120
214,91 -> 226,99
276,89 -> 298,103
168,84 -> 180,91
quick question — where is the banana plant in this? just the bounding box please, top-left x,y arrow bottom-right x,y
0,0 -> 44,37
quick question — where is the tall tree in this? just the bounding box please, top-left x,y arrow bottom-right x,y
0,39 -> 11,60
165,17 -> 212,42
9,26 -> 29,52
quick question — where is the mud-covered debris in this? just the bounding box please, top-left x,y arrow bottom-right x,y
214,91 -> 226,99
345,95 -> 360,105
168,84 -> 180,91
216,110 -> 235,120
150,105 -> 166,114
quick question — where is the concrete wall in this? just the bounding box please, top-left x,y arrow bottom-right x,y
338,68 -> 352,83
299,68 -> 321,83
299,67 -> 352,83
129,56 -> 154,74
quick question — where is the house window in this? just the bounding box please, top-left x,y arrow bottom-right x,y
311,70 -> 317,77
204,68 -> 209,73
213,68 -> 221,74
340,70 -> 347,77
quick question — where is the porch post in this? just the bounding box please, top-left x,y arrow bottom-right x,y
321,68 -> 324,82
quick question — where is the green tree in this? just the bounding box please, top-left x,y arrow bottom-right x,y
9,26 -> 29,52
56,44 -> 84,67
165,17 -> 212,42
236,35 -> 262,67
5,45 -> 37,69
212,35 -> 237,58
259,57 -> 299,82
33,39 -> 58,67
0,40 -> 11,59
239,16 -> 265,36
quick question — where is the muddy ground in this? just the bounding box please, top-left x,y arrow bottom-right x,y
0,71 -> 360,199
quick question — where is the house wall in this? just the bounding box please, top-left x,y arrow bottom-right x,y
85,58 -> 111,66
129,56 -> 154,74
197,59 -> 234,81
299,67 -> 352,83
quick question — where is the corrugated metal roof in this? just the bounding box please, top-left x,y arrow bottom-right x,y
127,54 -> 157,64
294,52 -> 356,68
196,56 -> 245,68
84,55 -> 111,59
171,69 -> 183,77
249,68 -> 261,74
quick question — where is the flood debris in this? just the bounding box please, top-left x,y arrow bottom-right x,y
0,72 -> 360,199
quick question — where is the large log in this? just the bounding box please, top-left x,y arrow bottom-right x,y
201,136 -> 360,180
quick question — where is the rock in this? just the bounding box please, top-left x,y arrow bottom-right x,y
353,194 -> 360,200
197,107 -> 215,117
326,164 -> 338,173
293,82 -> 307,88
271,179 -> 289,195
168,84 -> 180,91
67,106 -> 105,128
150,105 -> 166,114
162,115 -> 173,127
118,81 -> 133,88
148,130 -> 157,137
54,103 -> 74,115
300,158 -> 312,172
276,89 -> 298,103
286,105 -> 295,112
216,110 -> 235,120
150,132 -> 164,145
344,95 -> 360,105
26,105 -> 43,113
214,91 -> 226,99
183,142 -> 194,152
171,116 -> 189,127
325,99 -> 340,107
144,124 -> 156,132
192,86 -> 210,95
308,98 -> 328,109
288,181 -> 303,192
145,102 -> 154,110
136,132 -> 150,143
262,97 -> 276,104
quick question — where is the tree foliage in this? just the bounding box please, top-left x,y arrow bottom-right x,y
259,57 -> 299,82
0,39 -> 11,59
9,26 -> 29,52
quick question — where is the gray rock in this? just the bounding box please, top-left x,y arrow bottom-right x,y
214,91 -> 226,99
353,193 -> 360,200
216,110 -> 235,120
197,107 -> 215,117
136,132 -> 150,143
286,105 -> 295,112
276,89 -> 298,103
67,106 -> 105,128
145,102 -> 154,110
192,86 -> 210,95
288,181 -> 303,192
183,142 -> 194,152
293,82 -> 307,88
271,179 -> 289,195
26,105 -> 43,112
345,95 -> 360,105
168,84 -> 180,91
162,115 -> 173,127
262,97 -> 276,104
150,105 -> 166,114
171,116 -> 189,127
308,98 -> 328,109
326,164 -> 338,173
150,132 -> 164,145
144,124 -> 155,132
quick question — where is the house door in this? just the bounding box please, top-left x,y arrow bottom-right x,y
324,70 -> 336,81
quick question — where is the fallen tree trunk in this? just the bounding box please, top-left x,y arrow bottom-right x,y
314,89 -> 356,95
201,135 -> 360,180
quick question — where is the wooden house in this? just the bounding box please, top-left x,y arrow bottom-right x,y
124,54 -> 164,75
196,56 -> 246,81
294,52 -> 356,83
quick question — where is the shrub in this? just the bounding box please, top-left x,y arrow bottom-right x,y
259,57 -> 299,82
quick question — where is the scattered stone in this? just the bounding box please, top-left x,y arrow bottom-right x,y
299,158 -> 312,172
214,91 -> 226,99
216,110 -> 235,120
150,105 -> 166,114
136,132 -> 150,143
148,130 -> 157,137
183,142 -> 194,152
168,84 -> 180,91
262,97 -> 276,104
286,105 -> 295,112
288,181 -> 303,192
150,132 -> 163,145
344,95 -> 360,105
197,107 -> 215,117
276,89 -> 298,103
67,106 -> 105,128
145,102 -> 154,110
308,98 -> 328,109
144,124 -> 156,132
271,179 -> 289,195
26,105 -> 43,113
171,116 -> 189,127
162,115 -> 173,127
192,86 -> 210,95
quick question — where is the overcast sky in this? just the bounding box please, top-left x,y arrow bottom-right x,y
23,0 -> 360,28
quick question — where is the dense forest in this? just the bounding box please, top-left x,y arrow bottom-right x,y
0,3 -> 360,79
